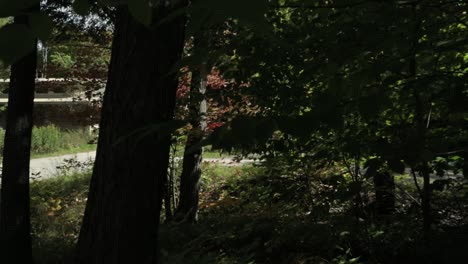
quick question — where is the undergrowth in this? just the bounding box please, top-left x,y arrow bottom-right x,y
31,171 -> 91,264
30,162 -> 468,263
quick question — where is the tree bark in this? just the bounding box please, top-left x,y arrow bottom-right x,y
0,14 -> 37,264
74,5 -> 186,263
174,39 -> 208,223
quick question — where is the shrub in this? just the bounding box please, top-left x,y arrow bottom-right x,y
31,125 -> 63,154
60,128 -> 93,149
0,127 -> 5,153
0,125 -> 95,156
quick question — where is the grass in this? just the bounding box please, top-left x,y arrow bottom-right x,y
203,145 -> 245,159
173,145 -> 229,158
32,144 -> 222,160
203,149 -> 229,158
172,144 -> 234,159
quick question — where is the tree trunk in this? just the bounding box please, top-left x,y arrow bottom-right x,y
0,14 -> 37,264
163,143 -> 177,221
463,150 -> 468,179
409,3 -> 431,238
373,171 -> 395,216
421,166 -> 431,234
163,169 -> 174,220
174,42 -> 208,223
74,5 -> 186,264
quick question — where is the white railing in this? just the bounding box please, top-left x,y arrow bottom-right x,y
0,78 -> 106,83
0,78 -> 105,104
0,92 -> 103,105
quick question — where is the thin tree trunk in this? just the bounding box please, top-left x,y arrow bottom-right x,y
373,171 -> 395,216
74,5 -> 186,263
0,14 -> 37,264
163,143 -> 177,221
409,3 -> 431,238
174,39 -> 208,223
164,174 -> 173,220
421,166 -> 431,234
414,76 -> 432,237
463,150 -> 468,179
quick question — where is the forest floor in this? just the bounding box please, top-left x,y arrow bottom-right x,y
30,163 -> 468,264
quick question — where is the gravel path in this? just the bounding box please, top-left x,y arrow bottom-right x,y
30,151 -> 97,180
27,151 -> 257,180
0,151 -> 458,182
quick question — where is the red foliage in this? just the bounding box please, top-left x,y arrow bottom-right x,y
207,121 -> 225,131
175,66 -> 253,132
175,67 -> 191,99
207,68 -> 230,89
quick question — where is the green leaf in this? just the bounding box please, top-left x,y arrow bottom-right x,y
0,18 -> 9,27
127,0 -> 152,27
73,0 -> 92,16
435,37 -> 468,51
28,12 -> 53,40
0,23 -> 36,64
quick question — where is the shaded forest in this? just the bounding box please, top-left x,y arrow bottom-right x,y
0,0 -> 467,263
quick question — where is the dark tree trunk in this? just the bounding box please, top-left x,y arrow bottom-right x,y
373,171 -> 395,215
74,5 -> 186,264
163,167 -> 174,220
0,15 -> 37,264
409,4 -> 431,238
174,43 -> 207,223
421,166 -> 431,234
414,74 -> 432,237
463,150 -> 468,179
163,144 -> 177,221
